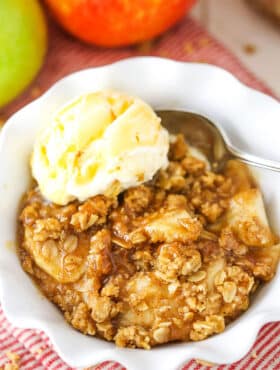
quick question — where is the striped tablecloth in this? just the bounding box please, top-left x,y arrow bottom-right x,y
0,13 -> 279,370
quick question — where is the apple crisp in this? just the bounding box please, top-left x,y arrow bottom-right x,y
18,134 -> 280,349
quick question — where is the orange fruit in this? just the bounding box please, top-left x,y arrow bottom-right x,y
44,0 -> 196,47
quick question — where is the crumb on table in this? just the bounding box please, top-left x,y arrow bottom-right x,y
243,43 -> 257,55
184,41 -> 194,54
195,358 -> 216,367
136,40 -> 154,53
30,86 -> 42,99
2,352 -> 20,370
198,37 -> 211,47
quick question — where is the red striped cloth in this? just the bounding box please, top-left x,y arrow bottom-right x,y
0,14 -> 279,370
0,307 -> 280,369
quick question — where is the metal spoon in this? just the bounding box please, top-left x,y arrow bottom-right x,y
157,110 -> 280,172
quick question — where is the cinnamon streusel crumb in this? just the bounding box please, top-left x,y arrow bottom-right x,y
18,134 -> 280,348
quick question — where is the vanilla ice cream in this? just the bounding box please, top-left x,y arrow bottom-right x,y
31,90 -> 169,205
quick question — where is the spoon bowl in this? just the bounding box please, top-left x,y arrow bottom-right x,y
157,110 -> 280,172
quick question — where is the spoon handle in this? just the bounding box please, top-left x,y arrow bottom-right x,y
229,146 -> 280,172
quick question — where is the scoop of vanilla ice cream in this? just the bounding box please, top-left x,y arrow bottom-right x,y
31,90 -> 169,205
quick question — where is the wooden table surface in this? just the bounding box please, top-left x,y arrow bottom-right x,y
191,0 -> 280,97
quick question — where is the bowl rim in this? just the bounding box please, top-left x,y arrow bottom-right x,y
0,57 -> 280,370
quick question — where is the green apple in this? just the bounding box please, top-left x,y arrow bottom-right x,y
0,0 -> 47,108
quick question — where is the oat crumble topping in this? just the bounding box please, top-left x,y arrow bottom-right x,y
18,134 -> 280,349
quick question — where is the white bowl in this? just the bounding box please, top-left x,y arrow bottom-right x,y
0,57 -> 280,370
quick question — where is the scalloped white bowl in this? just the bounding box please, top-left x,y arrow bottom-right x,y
0,57 -> 280,370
